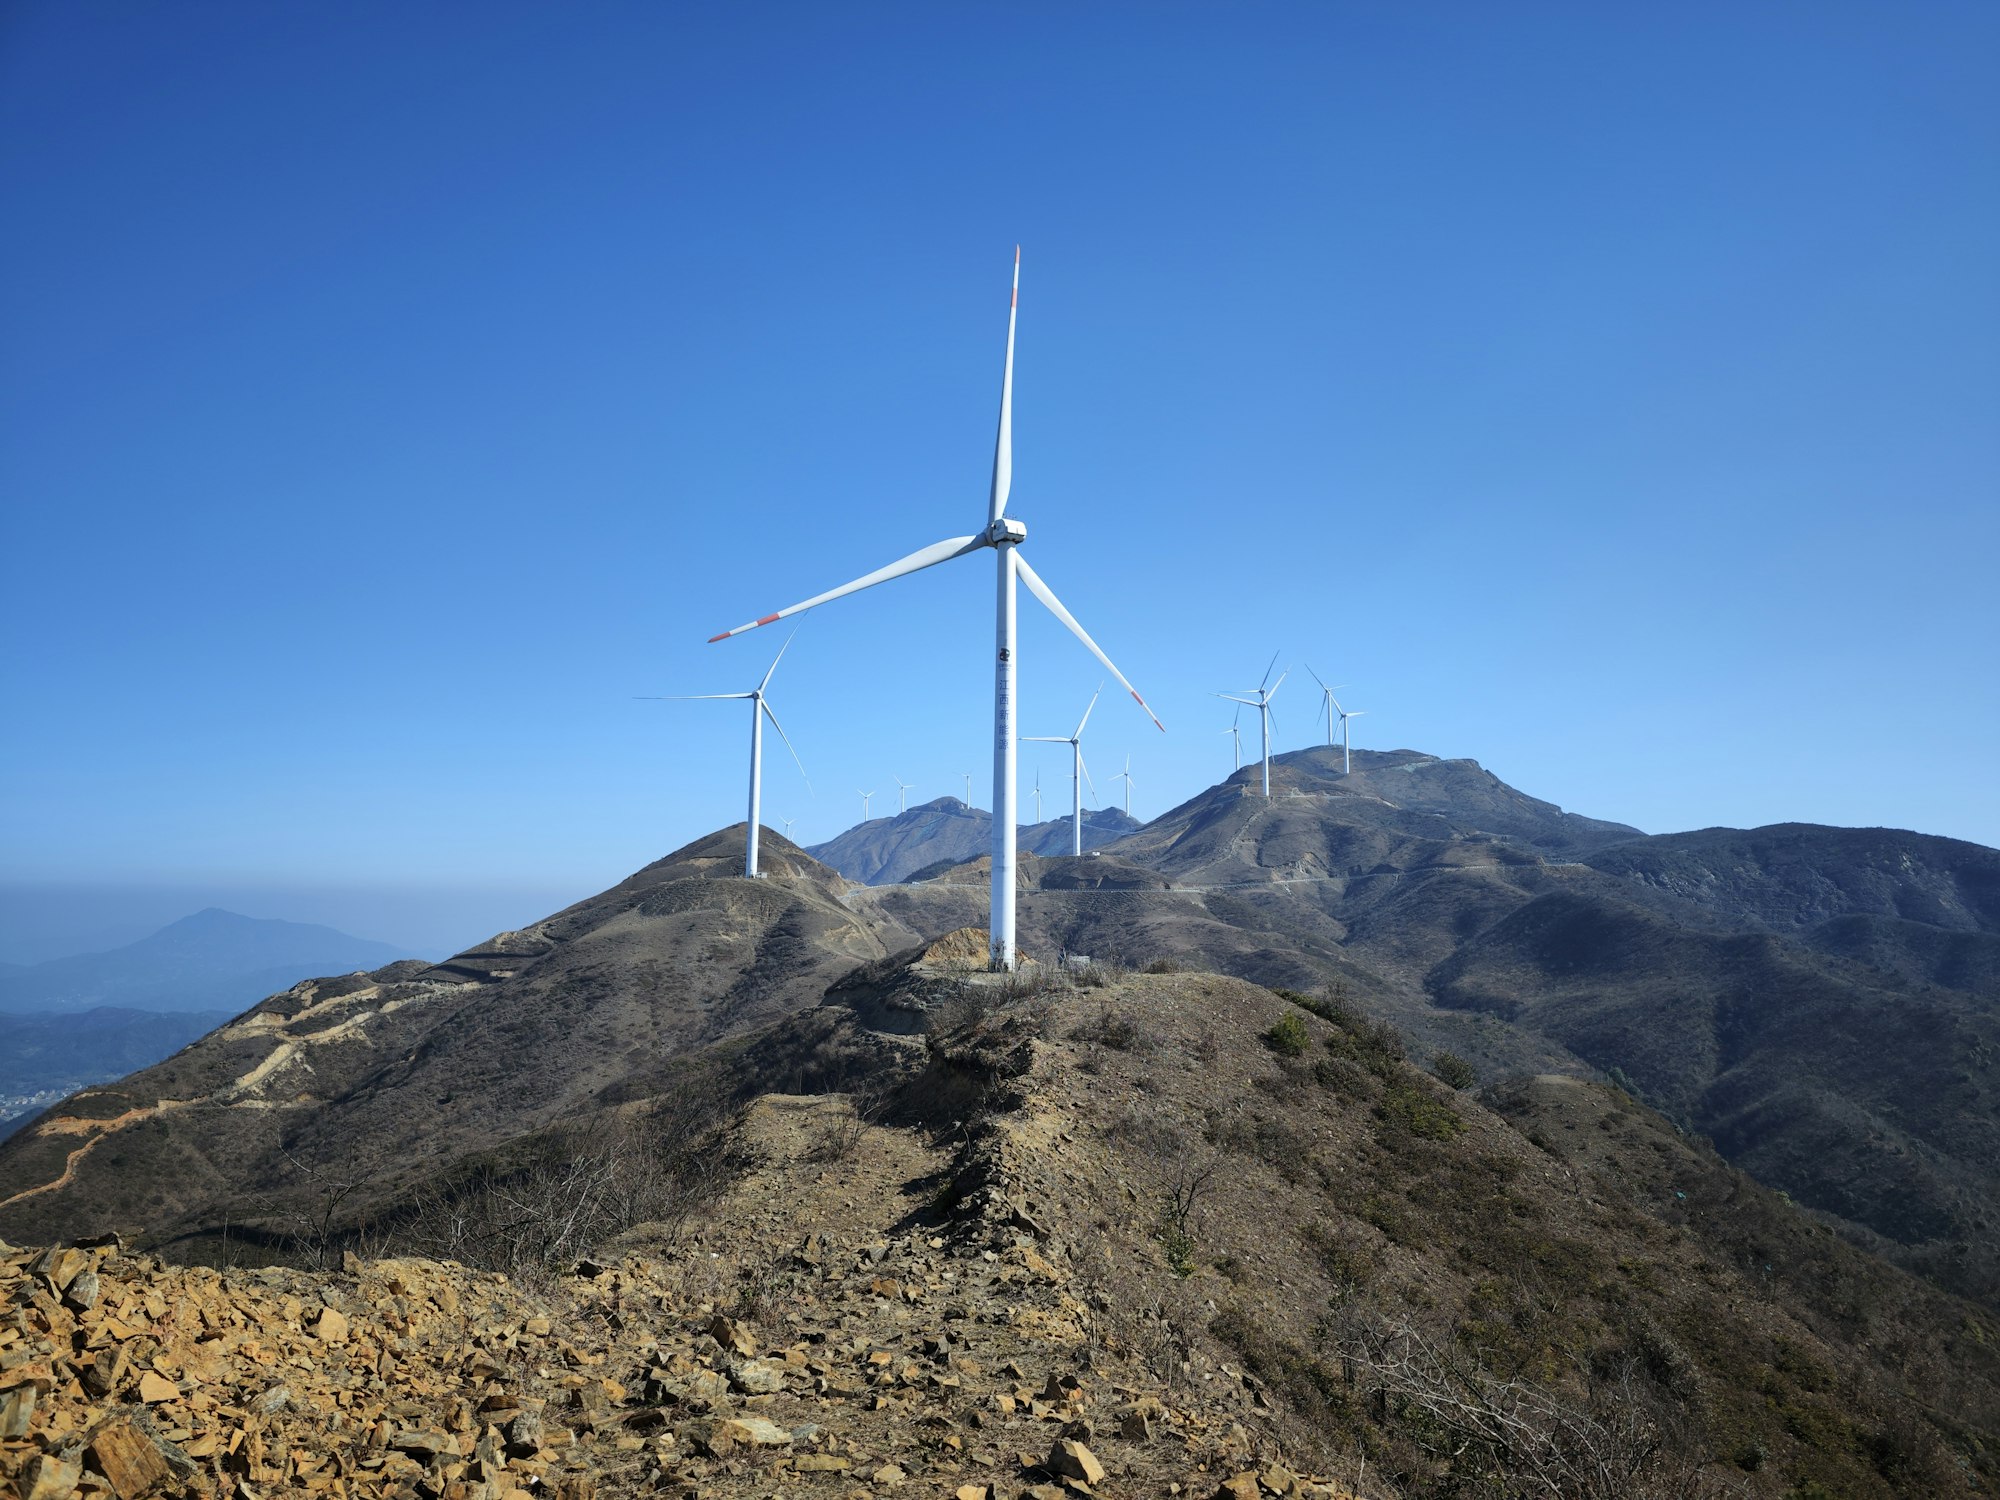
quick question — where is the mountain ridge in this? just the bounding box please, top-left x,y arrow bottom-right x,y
3,749 -> 1995,1321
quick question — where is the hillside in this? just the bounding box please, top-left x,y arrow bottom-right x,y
0,830 -> 927,1253
807,797 -> 1141,885
6,750 -> 1997,1328
0,1008 -> 229,1133
5,955 -> 1995,1498
845,751 -> 2000,1309
0,909 -> 412,1016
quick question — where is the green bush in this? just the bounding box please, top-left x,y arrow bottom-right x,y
1378,1083 -> 1465,1140
1431,1051 -> 1477,1090
1264,1012 -> 1311,1057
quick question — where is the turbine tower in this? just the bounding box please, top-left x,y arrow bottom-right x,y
858,788 -> 875,819
1025,687 -> 1100,857
963,772 -> 973,807
894,775 -> 913,814
1333,697 -> 1367,775
1114,754 -> 1136,817
1218,653 -> 1287,798
637,633 -> 809,878
706,249 -> 1161,969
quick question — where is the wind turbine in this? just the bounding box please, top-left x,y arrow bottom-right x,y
1031,769 -> 1044,822
858,789 -> 875,819
894,775 -> 914,814
1307,667 -> 1348,747
705,249 -> 1161,969
637,632 -> 809,878
1218,653 -> 1287,798
1113,754 -> 1137,818
963,772 -> 973,808
1025,687 -> 1100,857
1221,707 -> 1243,771
1332,696 -> 1367,775
781,817 -> 796,841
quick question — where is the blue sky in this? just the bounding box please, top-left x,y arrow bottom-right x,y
3,2 -> 1996,956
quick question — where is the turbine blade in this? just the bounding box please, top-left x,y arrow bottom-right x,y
1079,750 -> 1097,800
1073,684 -> 1102,740
633,693 -> 754,701
1216,693 -> 1259,707
757,629 -> 798,693
761,700 -> 811,792
708,534 -> 985,641
1259,649 -> 1281,690
1348,710 -> 1368,718
1015,556 -> 1163,731
1307,664 -> 1327,693
988,246 -> 1020,524
1021,736 -> 1068,743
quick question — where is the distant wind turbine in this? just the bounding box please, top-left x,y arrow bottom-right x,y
1025,687 -> 1101,856
781,817 -> 795,841
1031,769 -> 1044,822
894,775 -> 914,814
1114,754 -> 1136,818
704,250 -> 1161,970
1218,653 -> 1287,798
637,631 -> 809,878
963,772 -> 973,807
858,789 -> 875,819
1307,667 -> 1348,747
1221,707 -> 1243,771
1332,696 -> 1367,775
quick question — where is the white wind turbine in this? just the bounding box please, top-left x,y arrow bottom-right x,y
637,632 -> 809,879
1031,769 -> 1044,822
1221,706 -> 1243,771
858,789 -> 875,819
963,772 -> 973,808
1332,695 -> 1367,775
894,775 -> 914,814
1218,653 -> 1287,798
1307,667 -> 1347,747
781,817 -> 796,841
1024,687 -> 1100,857
706,249 -> 1161,969
1113,754 -> 1137,818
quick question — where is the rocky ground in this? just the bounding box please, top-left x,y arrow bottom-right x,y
0,1086 -> 1354,1500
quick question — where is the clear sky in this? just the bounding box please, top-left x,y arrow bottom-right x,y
3,2 -> 1996,957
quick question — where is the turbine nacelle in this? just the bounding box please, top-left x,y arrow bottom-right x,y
985,517 -> 1027,547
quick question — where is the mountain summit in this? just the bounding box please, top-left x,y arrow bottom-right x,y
807,796 -> 1141,885
0,908 -> 410,1016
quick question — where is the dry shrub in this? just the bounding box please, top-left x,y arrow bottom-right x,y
395,1087 -> 740,1278
1070,1002 -> 1158,1054
1328,1308 -> 1736,1500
